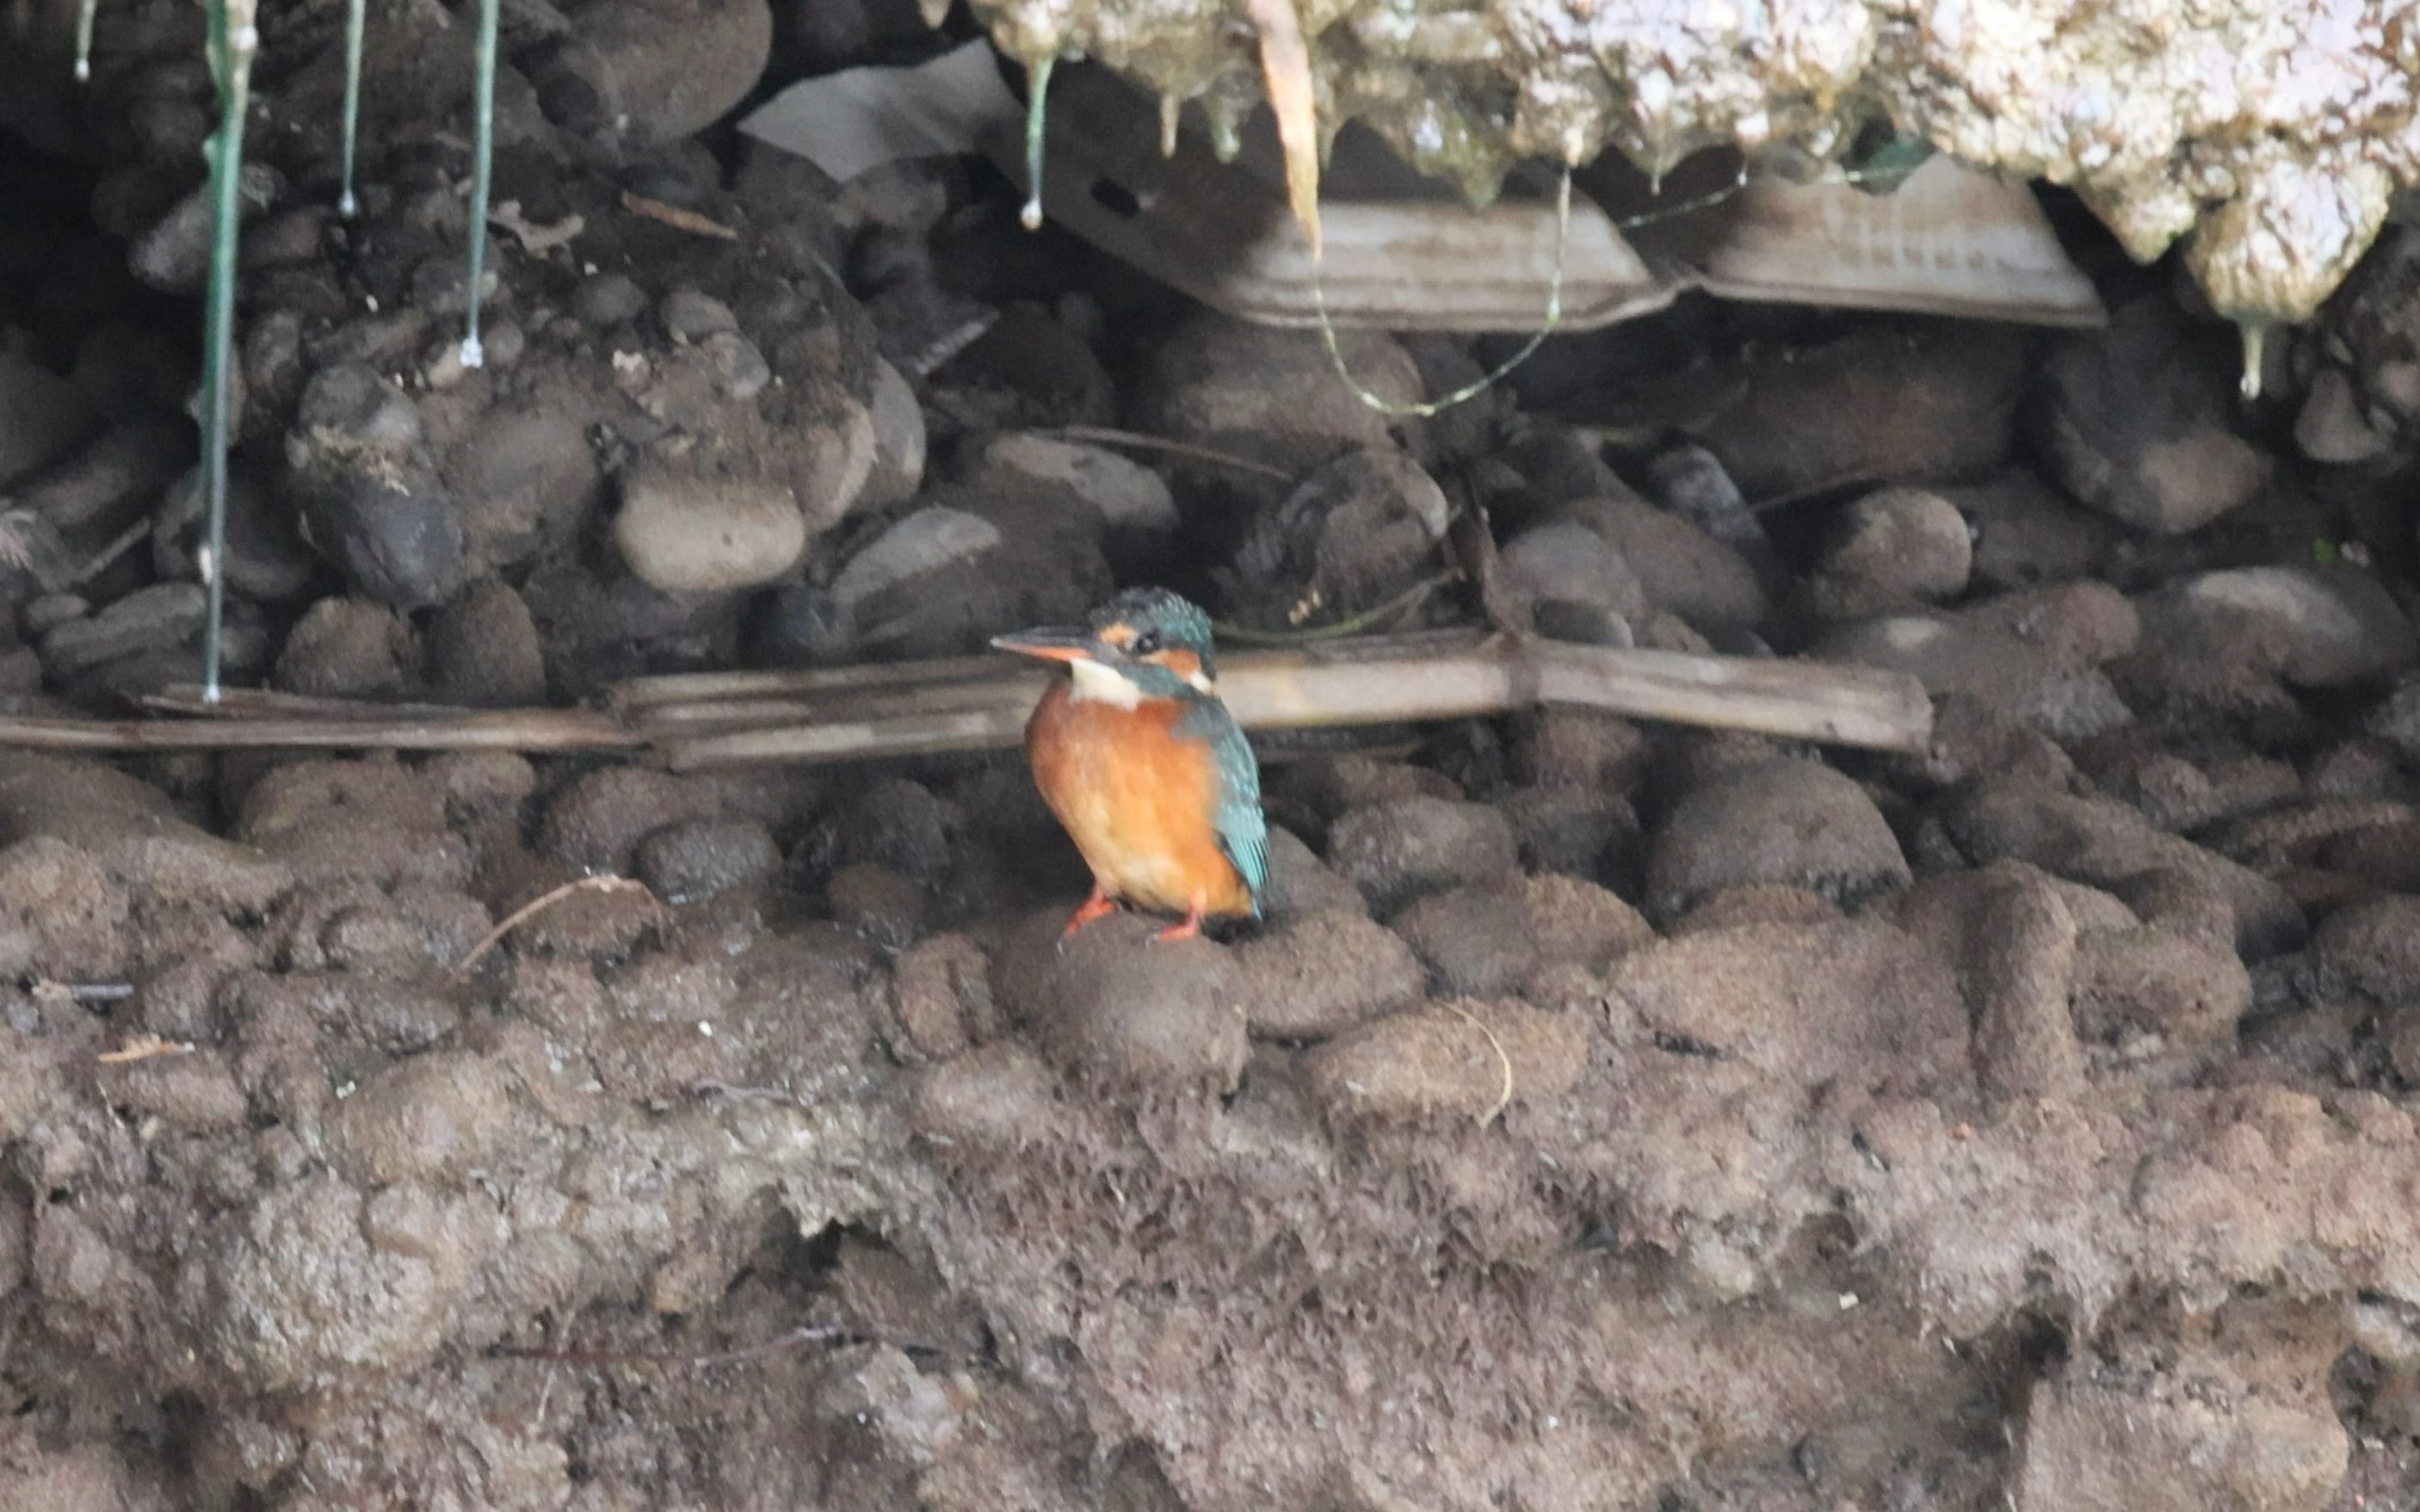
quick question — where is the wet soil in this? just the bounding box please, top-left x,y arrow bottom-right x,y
11,7 -> 2420,1512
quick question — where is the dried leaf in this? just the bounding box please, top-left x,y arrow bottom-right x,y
96,1035 -> 194,1065
620,191 -> 738,241
490,200 -> 586,254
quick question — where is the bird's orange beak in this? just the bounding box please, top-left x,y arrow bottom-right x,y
990,628 -> 1107,664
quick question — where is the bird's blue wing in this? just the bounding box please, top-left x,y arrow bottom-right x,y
1179,699 -> 1269,913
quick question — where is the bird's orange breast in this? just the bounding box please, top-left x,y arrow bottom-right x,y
1024,681 -> 1255,919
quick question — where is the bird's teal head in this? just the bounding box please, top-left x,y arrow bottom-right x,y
991,586 -> 1220,706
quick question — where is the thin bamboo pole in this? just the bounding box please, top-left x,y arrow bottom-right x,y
0,709 -> 631,753
0,633 -> 1932,766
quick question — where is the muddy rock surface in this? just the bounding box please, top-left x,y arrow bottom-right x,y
13,8 -> 2420,1509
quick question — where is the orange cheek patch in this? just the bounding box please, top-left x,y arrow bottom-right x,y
1151,648 -> 1203,682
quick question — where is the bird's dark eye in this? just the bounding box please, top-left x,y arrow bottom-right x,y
1131,629 -> 1163,656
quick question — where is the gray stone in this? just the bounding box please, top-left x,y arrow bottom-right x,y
284,365 -> 465,609
659,286 -> 739,341
39,583 -> 203,680
573,274 -> 650,328
154,466 -> 319,603
2366,675 -> 2420,760
1135,312 -> 1425,481
701,330 -> 772,400
861,358 -> 927,510
2034,300 -> 2270,534
1814,485 -> 1973,602
578,0 -> 773,144
2293,366 -> 2394,464
1497,520 -> 1647,630
1327,796 -> 1519,914
1224,446 -> 1452,629
274,597 -> 417,699
1392,886 -> 1540,997
427,578 -> 546,707
128,163 -> 281,295
794,388 -> 879,535
614,468 -> 806,594
1565,491 -> 1767,634
638,817 -> 782,904
1645,758 -> 1910,919
14,414 -> 188,532
967,433 -> 1177,537
1940,470 -> 2113,591
2157,565 -> 2417,688
1231,911 -> 1423,1039
0,342 -> 98,488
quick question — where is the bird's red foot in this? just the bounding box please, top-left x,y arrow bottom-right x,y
1059,886 -> 1119,942
1153,904 -> 1207,943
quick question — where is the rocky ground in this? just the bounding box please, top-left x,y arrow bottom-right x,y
12,4 -> 2420,1512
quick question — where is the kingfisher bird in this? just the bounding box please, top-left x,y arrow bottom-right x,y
992,587 -> 1269,943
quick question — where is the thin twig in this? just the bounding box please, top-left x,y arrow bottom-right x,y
69,515 -> 151,587
1040,427 -> 1294,482
452,876 -> 657,978
1213,575 -> 1453,645
1439,1001 -> 1514,1127
96,1035 -> 193,1065
620,190 -> 738,239
0,633 -> 1934,763
0,707 -> 633,753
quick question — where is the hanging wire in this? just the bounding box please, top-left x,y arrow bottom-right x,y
458,0 -> 499,367
197,0 -> 259,703
1020,53 -> 1056,231
73,0 -> 98,80
337,0 -> 366,216
1311,160 -> 1750,419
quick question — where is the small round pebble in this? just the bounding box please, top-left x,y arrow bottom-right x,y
635,817 -> 781,903
659,286 -> 739,341
614,468 -> 807,594
808,777 -> 953,886
1391,887 -> 1540,997
1230,910 -> 1423,1039
1816,486 -> 1973,602
427,578 -> 546,707
1326,796 -> 1519,915
827,861 -> 927,949
1645,758 -> 1911,920
574,273 -> 649,328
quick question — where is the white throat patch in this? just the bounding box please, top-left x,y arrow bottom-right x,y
1068,657 -> 1145,708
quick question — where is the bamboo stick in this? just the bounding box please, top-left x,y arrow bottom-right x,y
607,651 -> 1016,708
146,686 -> 492,721
652,634 -> 1931,768
1528,641 -> 1933,750
0,633 -> 1932,765
0,709 -> 633,753
628,678 -> 1057,734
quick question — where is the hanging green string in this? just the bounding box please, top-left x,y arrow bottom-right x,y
199,0 -> 259,702
74,0 -> 98,80
1019,53 -> 1054,231
1312,164 -> 1577,420
337,0 -> 366,216
459,0 -> 499,366
1313,161 -> 1749,419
